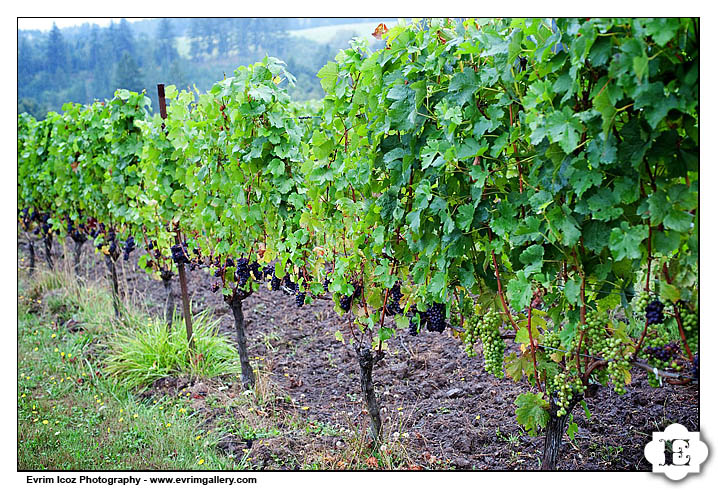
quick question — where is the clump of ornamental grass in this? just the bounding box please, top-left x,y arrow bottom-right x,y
104,310 -> 241,390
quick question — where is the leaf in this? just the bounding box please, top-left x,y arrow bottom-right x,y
507,271 -> 532,311
448,69 -> 479,107
546,107 -> 583,153
372,23 -> 389,40
564,278 -> 581,306
519,244 -> 544,276
663,208 -> 693,233
456,203 -> 475,232
653,229 -> 681,255
317,62 -> 338,93
609,222 -> 648,261
378,327 -> 394,341
567,421 -> 579,441
633,54 -> 649,82
660,282 -> 681,303
505,352 -> 530,382
334,330 -> 345,343
514,392 -> 549,437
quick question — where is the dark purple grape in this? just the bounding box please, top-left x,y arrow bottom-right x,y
646,300 -> 665,325
339,295 -> 352,312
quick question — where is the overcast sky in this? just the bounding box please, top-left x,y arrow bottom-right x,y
18,18 -> 147,31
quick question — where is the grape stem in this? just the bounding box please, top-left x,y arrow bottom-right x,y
633,226 -> 653,360
527,304 -> 543,392
488,230 -> 519,332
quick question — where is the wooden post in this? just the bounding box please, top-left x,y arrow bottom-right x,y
158,84 -> 194,351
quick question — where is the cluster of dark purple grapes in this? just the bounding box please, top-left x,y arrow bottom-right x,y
35,213 -> 52,236
262,265 -> 282,291
18,208 -> 36,231
384,283 -> 402,316
646,300 -> 665,325
407,305 -> 419,336
282,275 -> 296,295
406,302 -> 446,334
90,222 -> 106,240
170,243 -> 190,264
338,284 -> 363,312
295,289 -> 306,307
210,281 -> 221,293
104,229 -> 118,256
323,277 -> 330,293
644,341 -> 680,362
66,219 -> 88,242
339,294 -> 353,312
249,261 -> 262,280
423,302 -> 447,332
235,258 -> 250,287
122,236 -> 136,261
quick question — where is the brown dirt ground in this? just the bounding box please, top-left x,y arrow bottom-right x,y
25,238 -> 700,470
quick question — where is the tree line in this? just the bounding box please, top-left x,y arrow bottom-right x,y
18,17 -> 388,118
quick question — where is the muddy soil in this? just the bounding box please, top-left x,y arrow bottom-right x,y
28,238 -> 700,470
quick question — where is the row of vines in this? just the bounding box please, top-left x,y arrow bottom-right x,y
17,18 -> 698,469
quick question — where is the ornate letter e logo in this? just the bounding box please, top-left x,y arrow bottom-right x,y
644,423 -> 708,481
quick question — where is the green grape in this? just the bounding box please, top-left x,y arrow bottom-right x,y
473,308 -> 505,378
462,309 -> 479,358
634,291 -> 650,314
678,303 -> 698,354
542,330 -> 561,350
551,372 -> 586,417
582,310 -> 608,355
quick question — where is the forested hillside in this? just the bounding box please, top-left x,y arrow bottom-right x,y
18,18 -> 390,117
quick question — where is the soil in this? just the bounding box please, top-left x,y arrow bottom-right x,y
27,238 -> 700,470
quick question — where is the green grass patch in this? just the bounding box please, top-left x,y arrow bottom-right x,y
17,265 -> 246,470
104,311 -> 241,390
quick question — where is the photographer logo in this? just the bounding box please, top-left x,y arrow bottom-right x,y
644,423 -> 708,481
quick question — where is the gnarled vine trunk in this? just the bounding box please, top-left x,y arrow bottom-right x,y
357,347 -> 383,444
160,270 -> 174,329
43,234 -> 54,269
26,236 -> 36,275
104,254 -> 121,318
541,394 -> 581,470
227,293 -> 255,390
71,235 -> 86,276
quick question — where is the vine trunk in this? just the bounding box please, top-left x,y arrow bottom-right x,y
541,394 -> 581,470
227,293 -> 255,390
357,347 -> 382,444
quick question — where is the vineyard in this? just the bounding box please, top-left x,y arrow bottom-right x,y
17,18 -> 698,471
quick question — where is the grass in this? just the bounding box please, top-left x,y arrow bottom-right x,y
17,265 -> 243,470
104,311 -> 241,390
17,251 -> 433,471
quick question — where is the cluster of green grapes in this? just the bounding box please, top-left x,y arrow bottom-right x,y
542,330 -> 561,351
582,310 -> 609,355
463,308 -> 505,377
606,358 -> 631,394
549,372 -> 586,417
462,314 -> 479,358
600,337 -> 630,395
633,291 -> 650,314
677,302 -> 698,353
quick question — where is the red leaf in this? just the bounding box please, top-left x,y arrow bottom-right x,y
372,23 -> 388,40
366,456 -> 378,468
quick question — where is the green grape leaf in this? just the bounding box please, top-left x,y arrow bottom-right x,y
514,392 -> 550,437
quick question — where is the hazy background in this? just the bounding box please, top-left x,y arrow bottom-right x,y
17,17 -> 397,118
